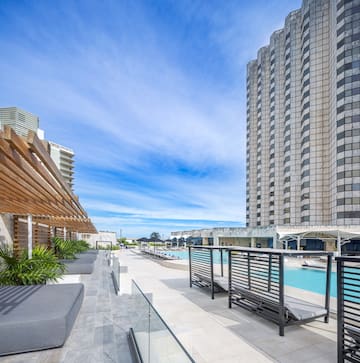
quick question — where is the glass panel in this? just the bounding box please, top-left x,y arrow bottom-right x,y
111,255 -> 120,292
131,282 -> 150,363
149,304 -> 191,363
130,280 -> 194,363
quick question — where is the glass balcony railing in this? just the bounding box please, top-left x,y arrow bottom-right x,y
110,254 -> 120,294
129,280 -> 194,363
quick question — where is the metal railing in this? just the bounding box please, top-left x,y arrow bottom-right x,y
337,256 -> 360,362
128,280 -> 194,363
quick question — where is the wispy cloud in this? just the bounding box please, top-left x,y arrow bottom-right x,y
0,0 -> 300,237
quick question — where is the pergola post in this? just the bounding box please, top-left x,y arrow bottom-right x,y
47,225 -> 52,249
34,222 -> 39,247
13,215 -> 20,257
27,214 -> 33,259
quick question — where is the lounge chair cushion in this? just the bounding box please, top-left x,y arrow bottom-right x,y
284,296 -> 327,320
235,287 -> 327,321
62,261 -> 94,274
0,283 -> 84,356
75,253 -> 97,261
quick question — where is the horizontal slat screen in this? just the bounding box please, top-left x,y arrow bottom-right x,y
191,248 -> 212,284
338,257 -> 360,363
230,251 -> 280,303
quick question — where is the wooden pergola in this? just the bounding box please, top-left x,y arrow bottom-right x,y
0,126 -> 97,256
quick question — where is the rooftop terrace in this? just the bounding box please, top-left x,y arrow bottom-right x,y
1,249 -> 337,363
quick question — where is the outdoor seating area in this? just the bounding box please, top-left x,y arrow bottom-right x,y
60,250 -> 98,274
188,246 -> 332,336
0,283 -> 84,356
0,127 -> 100,358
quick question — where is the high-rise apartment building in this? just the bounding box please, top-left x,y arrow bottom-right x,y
0,107 -> 39,137
47,142 -> 75,190
0,107 -> 75,190
246,0 -> 360,227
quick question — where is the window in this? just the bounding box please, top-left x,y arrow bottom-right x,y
301,181 -> 310,189
301,169 -> 310,178
337,183 -> 360,192
301,193 -> 309,201
337,211 -> 360,218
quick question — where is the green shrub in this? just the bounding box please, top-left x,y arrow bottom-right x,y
53,237 -> 77,259
74,240 -> 91,252
97,244 -> 119,250
52,238 -> 91,259
0,245 -> 65,285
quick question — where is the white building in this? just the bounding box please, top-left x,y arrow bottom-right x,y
0,107 -> 75,190
0,107 -> 39,137
80,231 -> 117,249
48,142 -> 75,190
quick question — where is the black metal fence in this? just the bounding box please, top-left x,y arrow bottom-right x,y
337,256 -> 360,363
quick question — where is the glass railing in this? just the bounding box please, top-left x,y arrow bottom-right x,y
110,255 -> 120,294
129,279 -> 194,363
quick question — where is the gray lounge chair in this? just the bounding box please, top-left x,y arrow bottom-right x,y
232,287 -> 327,325
61,260 -> 94,274
0,283 -> 84,356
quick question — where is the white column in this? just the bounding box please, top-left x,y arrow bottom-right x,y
213,235 -> 219,246
251,237 -> 256,248
27,215 -> 33,259
64,226 -> 67,240
297,236 -> 301,250
337,230 -> 342,256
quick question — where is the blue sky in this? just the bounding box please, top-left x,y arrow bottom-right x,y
0,0 -> 300,238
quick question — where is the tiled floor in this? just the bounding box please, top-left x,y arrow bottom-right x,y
119,249 -> 337,363
1,249 -> 337,363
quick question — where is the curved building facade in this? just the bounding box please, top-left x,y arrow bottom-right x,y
246,0 -> 360,227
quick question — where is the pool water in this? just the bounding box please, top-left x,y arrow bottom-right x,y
163,250 -> 337,297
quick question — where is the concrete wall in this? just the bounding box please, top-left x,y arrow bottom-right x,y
80,231 -> 117,248
219,237 -> 252,247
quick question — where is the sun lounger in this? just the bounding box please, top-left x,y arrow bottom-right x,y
60,259 -> 95,274
0,283 -> 84,356
75,252 -> 98,261
232,287 -> 327,327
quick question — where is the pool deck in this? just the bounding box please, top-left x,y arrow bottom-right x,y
1,249 -> 337,363
121,249 -> 336,363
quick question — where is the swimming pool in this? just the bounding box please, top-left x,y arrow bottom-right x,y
163,250 -> 337,297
